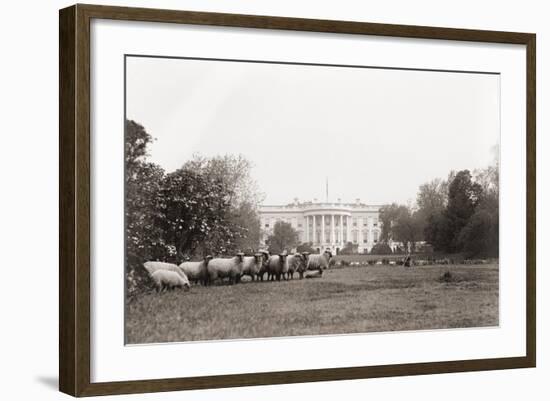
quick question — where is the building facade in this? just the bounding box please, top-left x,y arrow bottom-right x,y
259,199 -> 382,254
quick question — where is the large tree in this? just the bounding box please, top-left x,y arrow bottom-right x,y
266,221 -> 299,254
182,154 -> 264,256
125,120 -> 167,294
379,203 -> 423,252
157,166 -> 235,261
444,170 -> 483,252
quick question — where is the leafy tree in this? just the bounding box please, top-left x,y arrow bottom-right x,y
444,170 -> 483,252
182,154 -> 264,256
230,201 -> 262,254
423,210 -> 453,252
457,206 -> 498,258
422,168 -> 497,256
379,203 -> 423,252
416,178 -> 448,213
459,163 -> 499,258
158,166 -> 236,261
266,221 -> 298,254
125,120 -> 167,295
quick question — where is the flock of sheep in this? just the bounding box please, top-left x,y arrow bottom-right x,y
143,250 -> 333,293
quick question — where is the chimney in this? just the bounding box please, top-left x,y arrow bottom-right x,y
356,198 -> 360,204
337,198 -> 342,203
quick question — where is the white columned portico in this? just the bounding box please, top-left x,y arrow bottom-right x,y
312,215 -> 316,244
340,215 -> 344,246
331,214 -> 335,245
321,215 -> 326,244
346,215 -> 351,244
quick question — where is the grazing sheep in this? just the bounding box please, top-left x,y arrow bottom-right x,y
296,252 -> 310,279
179,255 -> 213,285
241,253 -> 265,281
206,253 -> 245,285
257,251 -> 271,281
143,261 -> 187,280
266,253 -> 288,281
286,253 -> 305,280
306,250 -> 332,273
305,269 -> 323,279
150,269 -> 190,292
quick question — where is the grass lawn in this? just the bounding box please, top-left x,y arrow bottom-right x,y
125,263 -> 499,344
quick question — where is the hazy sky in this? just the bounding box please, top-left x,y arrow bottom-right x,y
126,56 -> 499,205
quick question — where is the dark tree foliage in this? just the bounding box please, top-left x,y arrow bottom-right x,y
125,120 -> 167,294
379,203 -> 423,252
441,170 -> 483,252
423,168 -> 498,257
266,221 -> 298,254
370,242 -> 393,255
158,167 -> 235,262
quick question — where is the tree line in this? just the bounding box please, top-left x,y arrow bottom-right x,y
125,120 -> 263,294
380,157 -> 499,258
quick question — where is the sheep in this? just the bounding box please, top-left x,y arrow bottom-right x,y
179,255 -> 213,286
266,253 -> 288,281
305,269 -> 323,279
150,269 -> 190,293
241,253 -> 265,281
206,253 -> 245,285
306,250 -> 332,273
296,252 -> 310,279
257,250 -> 271,281
286,253 -> 306,280
143,261 -> 187,280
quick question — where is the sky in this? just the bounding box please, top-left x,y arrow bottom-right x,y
126,56 -> 500,206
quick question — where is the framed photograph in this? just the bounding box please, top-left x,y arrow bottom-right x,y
59,4 -> 536,397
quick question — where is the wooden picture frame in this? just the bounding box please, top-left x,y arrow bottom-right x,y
59,3 -> 536,397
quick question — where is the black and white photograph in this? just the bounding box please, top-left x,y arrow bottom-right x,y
124,55 -> 500,345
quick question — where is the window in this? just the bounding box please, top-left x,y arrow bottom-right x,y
353,218 -> 357,227
265,224 -> 269,228
298,223 -> 302,228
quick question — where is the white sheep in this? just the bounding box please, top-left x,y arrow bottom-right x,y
179,256 -> 213,286
143,261 -> 187,280
150,269 -> 190,292
286,253 -> 305,280
266,253 -> 288,281
305,250 -> 332,274
241,253 -> 266,281
206,253 -> 245,285
257,251 -> 271,281
296,252 -> 310,279
305,269 -> 323,279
